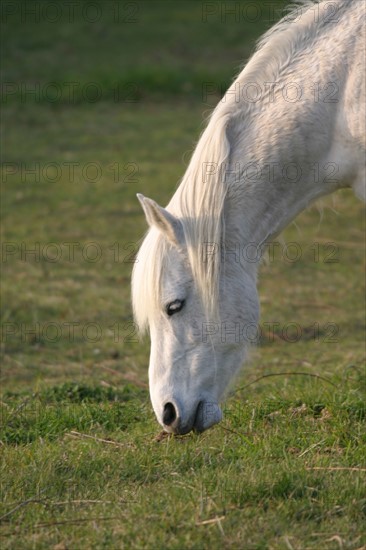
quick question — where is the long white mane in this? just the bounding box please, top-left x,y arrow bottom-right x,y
132,0 -> 353,333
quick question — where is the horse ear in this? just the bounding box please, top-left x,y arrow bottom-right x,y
137,194 -> 184,247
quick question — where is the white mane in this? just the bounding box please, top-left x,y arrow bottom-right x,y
132,0 -> 351,333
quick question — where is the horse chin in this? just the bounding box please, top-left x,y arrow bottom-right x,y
193,401 -> 222,433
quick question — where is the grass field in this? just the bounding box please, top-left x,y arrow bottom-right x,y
1,1 -> 365,548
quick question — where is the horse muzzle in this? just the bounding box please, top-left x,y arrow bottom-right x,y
162,399 -> 222,434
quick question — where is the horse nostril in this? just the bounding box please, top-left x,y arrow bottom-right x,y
163,402 -> 177,426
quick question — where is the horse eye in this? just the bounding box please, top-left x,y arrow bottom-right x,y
166,299 -> 185,317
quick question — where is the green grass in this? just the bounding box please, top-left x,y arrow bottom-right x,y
1,381 -> 365,548
1,1 -> 365,548
2,0 -> 285,105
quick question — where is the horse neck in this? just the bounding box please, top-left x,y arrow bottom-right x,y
221,127 -> 336,279
217,0 -> 359,276
221,81 -> 346,276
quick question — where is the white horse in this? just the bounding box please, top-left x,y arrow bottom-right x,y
132,0 -> 365,434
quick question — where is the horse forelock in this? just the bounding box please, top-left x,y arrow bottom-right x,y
132,228 -> 170,334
